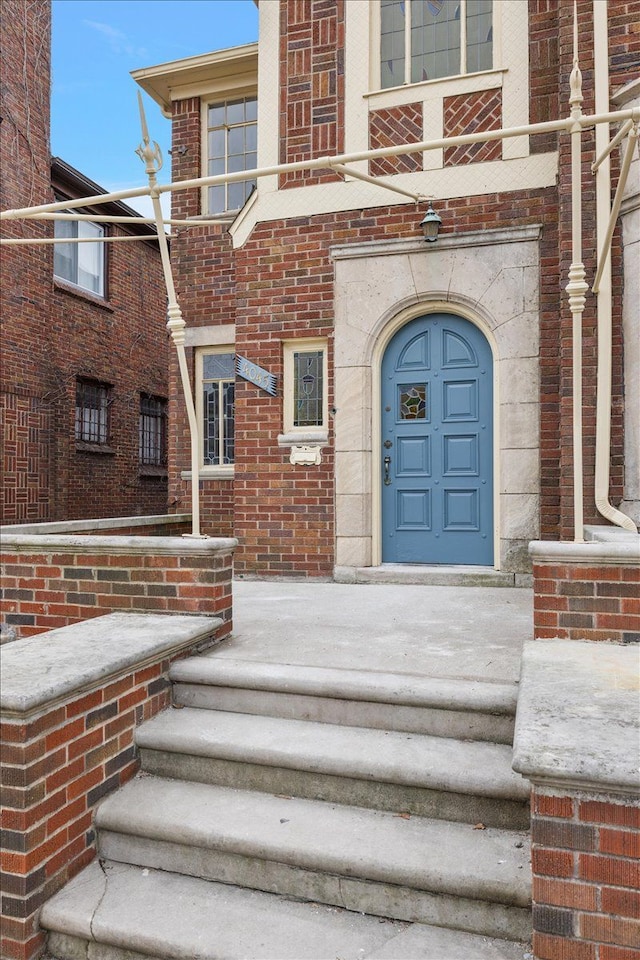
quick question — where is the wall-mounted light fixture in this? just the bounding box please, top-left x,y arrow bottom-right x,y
420,203 -> 442,243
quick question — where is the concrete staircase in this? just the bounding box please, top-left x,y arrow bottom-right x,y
42,657 -> 532,960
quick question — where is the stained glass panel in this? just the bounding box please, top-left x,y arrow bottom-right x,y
293,350 -> 323,427
399,384 -> 427,419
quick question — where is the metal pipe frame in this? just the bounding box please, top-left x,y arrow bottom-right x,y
2,107 -> 639,223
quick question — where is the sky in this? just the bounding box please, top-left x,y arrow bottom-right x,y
51,0 -> 259,216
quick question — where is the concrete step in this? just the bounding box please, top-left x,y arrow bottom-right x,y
171,657 -> 517,743
95,775 -> 531,942
137,706 -> 529,829
42,860 -> 531,959
333,564 -> 531,588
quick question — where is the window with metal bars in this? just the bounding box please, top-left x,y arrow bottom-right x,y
75,380 -> 110,444
139,395 -> 167,466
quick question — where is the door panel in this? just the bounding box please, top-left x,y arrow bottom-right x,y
381,313 -> 493,565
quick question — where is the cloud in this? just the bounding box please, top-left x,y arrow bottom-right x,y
83,19 -> 148,58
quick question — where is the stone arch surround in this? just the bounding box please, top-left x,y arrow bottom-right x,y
330,225 -> 542,573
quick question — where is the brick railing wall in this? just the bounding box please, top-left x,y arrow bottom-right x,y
530,540 -> 640,643
0,613 -> 223,960
0,514 -> 191,539
520,538 -> 640,960
0,532 -> 236,639
531,788 -> 640,960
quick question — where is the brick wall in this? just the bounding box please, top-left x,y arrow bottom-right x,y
0,535 -> 236,639
443,88 -> 502,166
530,541 -> 640,643
0,1 -> 169,525
531,788 -> 640,960
0,0 -> 54,527
0,614 -> 222,960
369,103 -> 424,176
279,0 -> 345,189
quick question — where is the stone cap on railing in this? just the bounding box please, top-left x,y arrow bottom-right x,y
0,514 -> 192,535
529,537 -> 640,566
1,533 -> 237,556
513,637 -> 640,795
0,612 -> 221,718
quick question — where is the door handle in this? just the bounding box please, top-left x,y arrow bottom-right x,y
383,456 -> 392,485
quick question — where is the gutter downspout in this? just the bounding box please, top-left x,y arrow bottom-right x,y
592,0 -> 637,533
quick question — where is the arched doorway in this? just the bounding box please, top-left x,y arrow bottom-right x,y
381,313 -> 494,565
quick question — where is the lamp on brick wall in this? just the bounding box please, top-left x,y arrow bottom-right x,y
420,203 -> 442,242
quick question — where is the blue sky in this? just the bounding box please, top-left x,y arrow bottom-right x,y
51,0 -> 259,215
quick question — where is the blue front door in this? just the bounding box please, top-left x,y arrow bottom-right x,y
381,313 -> 493,565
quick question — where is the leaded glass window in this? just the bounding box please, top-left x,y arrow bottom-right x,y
293,350 -> 324,428
380,0 -> 492,88
206,97 -> 257,215
400,384 -> 427,419
202,352 -> 235,466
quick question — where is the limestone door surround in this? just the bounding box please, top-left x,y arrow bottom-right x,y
330,225 -> 542,574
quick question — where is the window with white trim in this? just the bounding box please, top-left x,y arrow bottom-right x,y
139,395 -> 167,467
198,349 -> 235,468
205,96 -> 257,214
54,216 -> 105,296
76,379 -> 110,445
380,0 -> 492,88
283,340 -> 328,437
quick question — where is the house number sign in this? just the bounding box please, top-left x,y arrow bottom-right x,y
235,355 -> 277,396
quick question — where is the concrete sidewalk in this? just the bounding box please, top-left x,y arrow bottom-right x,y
222,580 -> 533,684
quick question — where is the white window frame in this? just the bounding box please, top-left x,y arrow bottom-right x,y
281,338 -> 329,442
196,345 -> 235,477
200,92 -> 257,217
54,214 -> 105,297
374,0 -> 497,93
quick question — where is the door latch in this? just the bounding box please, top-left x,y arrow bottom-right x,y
383,456 -> 392,485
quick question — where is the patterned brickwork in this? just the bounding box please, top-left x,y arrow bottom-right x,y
369,103 -> 424,176
0,630 -> 216,960
531,788 -> 640,960
528,0 -> 560,155
532,562 -> 640,643
0,542 -> 234,639
443,88 -> 502,166
0,394 -> 52,524
279,0 -> 345,189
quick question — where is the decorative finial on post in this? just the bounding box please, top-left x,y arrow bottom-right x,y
135,92 -> 163,177
569,0 -> 583,119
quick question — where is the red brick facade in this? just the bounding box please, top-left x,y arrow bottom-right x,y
151,0 -> 638,578
0,2 -> 168,525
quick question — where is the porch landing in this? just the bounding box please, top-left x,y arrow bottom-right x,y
223,579 -> 532,684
